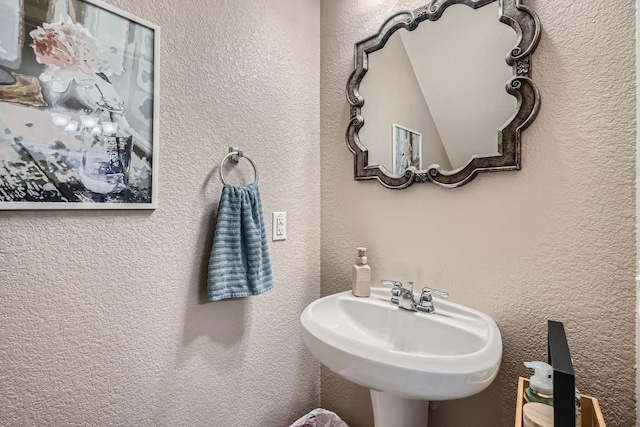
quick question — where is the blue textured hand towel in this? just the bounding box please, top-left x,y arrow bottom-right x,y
207,182 -> 274,301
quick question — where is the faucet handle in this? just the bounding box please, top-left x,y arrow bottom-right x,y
383,280 -> 403,306
421,286 -> 449,298
416,287 -> 448,313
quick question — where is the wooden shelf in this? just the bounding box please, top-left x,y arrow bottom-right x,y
515,377 -> 606,427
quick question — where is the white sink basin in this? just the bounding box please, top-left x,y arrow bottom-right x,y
300,288 -> 502,401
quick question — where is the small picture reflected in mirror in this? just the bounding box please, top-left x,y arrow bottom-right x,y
392,124 -> 422,175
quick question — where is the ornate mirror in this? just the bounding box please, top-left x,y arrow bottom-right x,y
346,0 -> 540,189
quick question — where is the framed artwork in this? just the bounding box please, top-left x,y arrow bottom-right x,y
392,124 -> 422,176
0,0 -> 160,209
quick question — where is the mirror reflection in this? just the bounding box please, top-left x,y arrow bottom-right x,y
359,2 -> 517,175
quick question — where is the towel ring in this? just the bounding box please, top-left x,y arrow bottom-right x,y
220,149 -> 259,185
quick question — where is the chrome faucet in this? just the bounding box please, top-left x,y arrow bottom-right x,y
382,280 -> 449,314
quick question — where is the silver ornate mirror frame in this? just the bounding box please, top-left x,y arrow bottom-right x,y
346,0 -> 541,189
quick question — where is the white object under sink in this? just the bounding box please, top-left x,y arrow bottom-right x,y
300,287 -> 502,426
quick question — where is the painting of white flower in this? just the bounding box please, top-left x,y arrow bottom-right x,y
0,0 -> 158,208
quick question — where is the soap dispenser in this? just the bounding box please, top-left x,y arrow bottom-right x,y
524,361 -> 582,427
524,361 -> 554,406
352,247 -> 371,297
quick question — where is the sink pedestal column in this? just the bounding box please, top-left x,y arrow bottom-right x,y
370,390 -> 429,427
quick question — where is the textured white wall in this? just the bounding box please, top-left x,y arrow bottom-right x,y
636,0 -> 640,423
0,0 -> 321,425
321,0 -> 636,426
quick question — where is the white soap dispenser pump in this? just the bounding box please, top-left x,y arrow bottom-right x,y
352,247 -> 371,297
524,361 -> 554,406
524,361 -> 582,427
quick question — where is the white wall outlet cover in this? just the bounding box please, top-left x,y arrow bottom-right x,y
272,212 -> 286,241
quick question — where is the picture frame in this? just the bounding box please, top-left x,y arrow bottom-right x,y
392,124 -> 422,176
0,0 -> 160,209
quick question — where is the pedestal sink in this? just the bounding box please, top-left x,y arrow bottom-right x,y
300,288 -> 502,427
